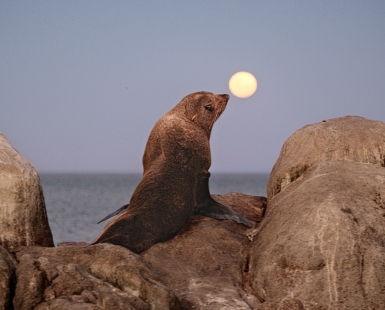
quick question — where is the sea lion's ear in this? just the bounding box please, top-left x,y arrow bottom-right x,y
184,93 -> 202,117
183,101 -> 188,117
191,114 -> 197,121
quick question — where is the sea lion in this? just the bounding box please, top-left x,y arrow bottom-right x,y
92,91 -> 251,253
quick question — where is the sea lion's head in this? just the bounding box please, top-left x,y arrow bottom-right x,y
179,91 -> 229,136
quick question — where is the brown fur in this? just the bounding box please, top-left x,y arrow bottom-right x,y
92,92 -> 249,254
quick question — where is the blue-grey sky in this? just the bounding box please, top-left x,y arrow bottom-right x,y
1,1 -> 385,173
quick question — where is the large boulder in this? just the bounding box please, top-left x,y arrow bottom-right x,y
141,193 -> 267,310
267,116 -> 385,199
249,116 -> 385,309
14,243 -> 182,310
0,132 -> 53,251
0,245 -> 17,310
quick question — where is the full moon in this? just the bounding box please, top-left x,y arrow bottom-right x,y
229,71 -> 258,98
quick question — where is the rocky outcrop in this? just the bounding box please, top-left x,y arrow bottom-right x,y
0,245 -> 17,310
6,116 -> 385,309
267,116 -> 385,199
0,132 -> 53,251
249,116 -> 385,309
14,243 -> 182,310
141,193 -> 267,310
7,193 -> 265,310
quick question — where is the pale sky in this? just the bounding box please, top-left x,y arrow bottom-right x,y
1,1 -> 385,173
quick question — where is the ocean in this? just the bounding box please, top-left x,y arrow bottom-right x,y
40,173 -> 270,245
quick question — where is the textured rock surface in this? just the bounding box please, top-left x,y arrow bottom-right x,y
0,245 -> 17,310
212,192 -> 266,225
250,116 -> 385,310
0,132 -> 53,251
255,298 -> 305,310
14,243 -> 182,310
267,116 -> 385,199
141,193 -> 267,310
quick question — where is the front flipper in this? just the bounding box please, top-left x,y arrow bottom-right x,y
195,199 -> 252,227
97,204 -> 129,224
195,173 -> 252,227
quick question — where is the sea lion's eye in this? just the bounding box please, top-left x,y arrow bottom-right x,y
205,104 -> 214,112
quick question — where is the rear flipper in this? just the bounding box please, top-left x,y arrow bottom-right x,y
97,204 -> 129,224
195,200 -> 252,228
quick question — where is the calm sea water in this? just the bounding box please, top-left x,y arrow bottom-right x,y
40,173 -> 269,245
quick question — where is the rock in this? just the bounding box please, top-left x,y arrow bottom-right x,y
141,193 -> 267,310
0,132 -> 54,251
250,116 -> 385,309
14,243 -> 182,310
267,116 -> 385,199
57,242 -> 89,247
212,192 -> 266,225
0,245 -> 17,310
255,298 -> 304,310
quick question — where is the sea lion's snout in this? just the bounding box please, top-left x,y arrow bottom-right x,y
219,94 -> 230,101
